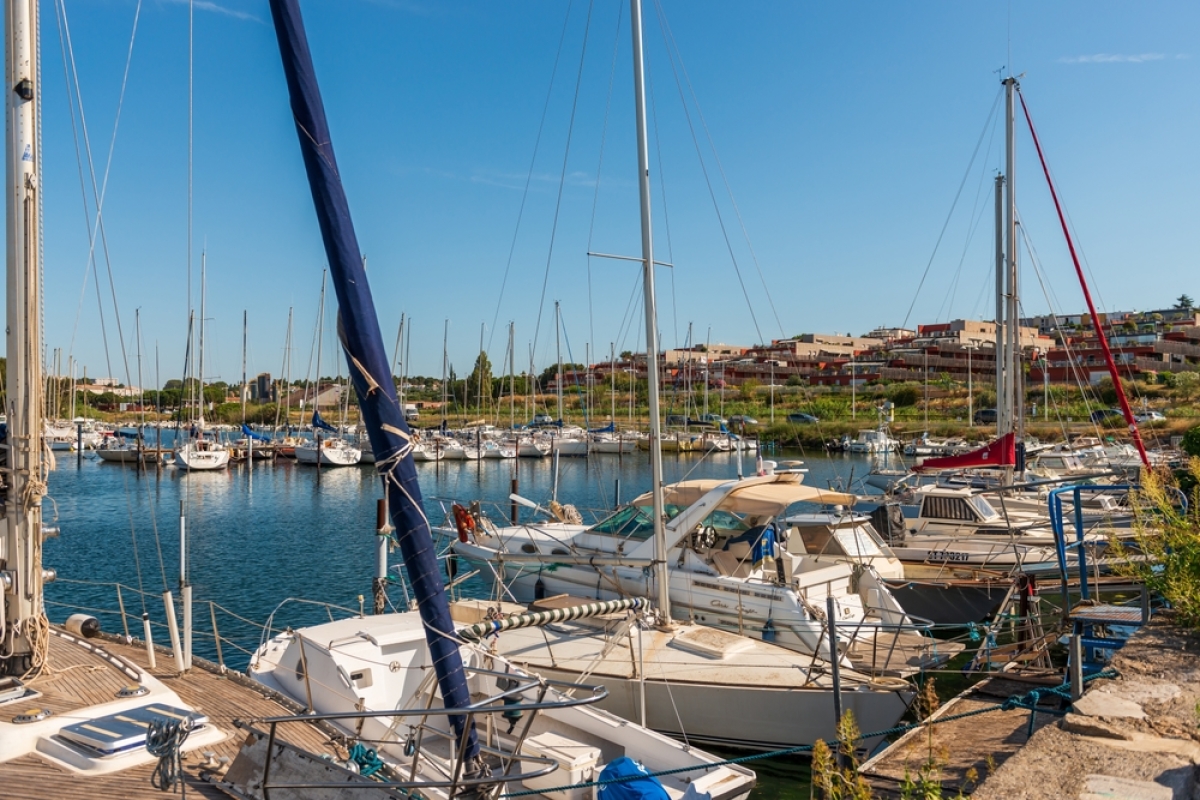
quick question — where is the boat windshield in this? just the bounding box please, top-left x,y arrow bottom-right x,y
971,494 -> 999,520
589,504 -> 684,541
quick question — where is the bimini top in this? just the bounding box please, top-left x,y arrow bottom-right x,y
632,474 -> 855,519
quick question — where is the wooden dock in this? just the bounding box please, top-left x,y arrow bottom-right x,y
858,676 -> 1063,797
0,629 -> 338,799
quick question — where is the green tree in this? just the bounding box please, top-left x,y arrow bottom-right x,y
1175,294 -> 1195,310
465,351 -> 493,409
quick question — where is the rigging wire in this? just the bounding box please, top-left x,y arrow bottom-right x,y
652,0 -> 784,339
649,0 -> 763,345
487,0 -> 577,355
531,0 -> 597,370
899,87 -> 1003,332
584,1 -> 624,366
647,70 -> 678,352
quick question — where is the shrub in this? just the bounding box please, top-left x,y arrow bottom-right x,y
1182,427 -> 1200,458
1118,464 -> 1200,628
888,385 -> 920,407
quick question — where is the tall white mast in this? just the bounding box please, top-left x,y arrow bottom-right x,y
3,0 -> 47,675
555,301 -> 563,422
994,174 -> 1005,435
630,0 -> 671,625
1004,76 -> 1022,448
198,251 -> 207,424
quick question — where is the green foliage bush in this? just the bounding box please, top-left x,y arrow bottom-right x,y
1120,465 -> 1200,628
887,385 -> 920,407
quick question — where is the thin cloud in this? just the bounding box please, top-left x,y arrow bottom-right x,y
1059,53 -> 1166,64
158,0 -> 260,22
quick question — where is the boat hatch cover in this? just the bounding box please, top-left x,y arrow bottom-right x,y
58,704 -> 209,756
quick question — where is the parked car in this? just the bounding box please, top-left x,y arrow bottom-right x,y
1090,408 -> 1124,425
727,415 -> 759,426
973,408 -> 997,425
786,412 -> 819,425
699,413 -> 728,426
531,414 -> 556,426
1134,410 -> 1166,423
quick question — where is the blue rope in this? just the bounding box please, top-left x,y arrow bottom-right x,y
146,716 -> 192,792
349,742 -> 385,778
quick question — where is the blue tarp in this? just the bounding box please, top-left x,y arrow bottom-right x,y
241,424 -> 271,442
311,410 -> 337,432
589,422 -> 615,434
597,757 -> 669,800
723,524 -> 776,564
268,0 -> 478,763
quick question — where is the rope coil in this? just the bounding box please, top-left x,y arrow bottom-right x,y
147,715 -> 193,792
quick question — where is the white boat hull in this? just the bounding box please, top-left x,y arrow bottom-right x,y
295,440 -> 362,466
174,444 -> 231,471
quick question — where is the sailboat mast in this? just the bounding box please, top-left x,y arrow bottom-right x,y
555,301 -> 563,422
3,0 -> 47,675
509,322 -> 516,429
241,309 -> 248,424
198,252 -> 207,424
630,0 -> 670,625
994,174 -> 1005,436
1004,77 -> 1022,450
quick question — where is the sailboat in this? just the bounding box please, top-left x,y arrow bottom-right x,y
451,17 -> 947,676
295,274 -> 362,467
445,0 -> 918,752
233,2 -> 758,797
174,255 -> 231,471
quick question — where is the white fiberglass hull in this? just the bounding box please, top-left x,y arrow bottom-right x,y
174,444 -> 231,471
295,440 -> 362,466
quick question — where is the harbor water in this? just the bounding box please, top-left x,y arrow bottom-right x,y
44,443 -> 868,795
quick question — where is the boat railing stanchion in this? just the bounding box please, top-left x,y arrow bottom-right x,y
826,594 -> 844,766
374,498 -> 388,615
142,611 -> 157,669
163,590 -> 185,673
115,583 -> 131,642
209,600 -> 226,673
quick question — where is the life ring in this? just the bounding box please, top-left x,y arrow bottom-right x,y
452,503 -> 476,543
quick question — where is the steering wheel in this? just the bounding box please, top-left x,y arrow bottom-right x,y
692,525 -> 718,550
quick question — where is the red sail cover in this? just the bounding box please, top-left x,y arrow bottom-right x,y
913,432 -> 1016,472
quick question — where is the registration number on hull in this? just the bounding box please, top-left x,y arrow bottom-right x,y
926,550 -> 971,563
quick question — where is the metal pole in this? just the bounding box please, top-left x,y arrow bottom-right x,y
209,600 -> 225,673
995,174 -> 1006,436
1004,77 -> 1020,442
631,0 -> 671,625
374,497 -> 388,614
968,343 -> 973,426
826,595 -> 844,753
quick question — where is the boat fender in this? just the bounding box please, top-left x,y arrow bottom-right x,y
65,613 -> 100,639
761,617 -> 776,643
452,503 -> 476,543
534,575 -> 546,601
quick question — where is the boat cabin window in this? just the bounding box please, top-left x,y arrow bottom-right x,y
831,522 -> 887,557
588,504 -> 682,541
793,521 -> 886,557
920,494 -> 983,522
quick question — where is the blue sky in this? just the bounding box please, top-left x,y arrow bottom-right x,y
27,0 -> 1200,385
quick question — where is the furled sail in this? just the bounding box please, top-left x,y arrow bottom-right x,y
912,432 -> 1016,472
267,0 -> 478,762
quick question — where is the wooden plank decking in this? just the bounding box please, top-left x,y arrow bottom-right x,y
0,629 -> 338,799
858,677 -> 1062,797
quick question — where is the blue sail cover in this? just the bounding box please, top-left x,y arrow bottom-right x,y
267,0 -> 478,762
310,410 -> 337,432
241,424 -> 271,442
588,422 -> 616,434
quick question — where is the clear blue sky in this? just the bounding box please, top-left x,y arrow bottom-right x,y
27,0 -> 1200,385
